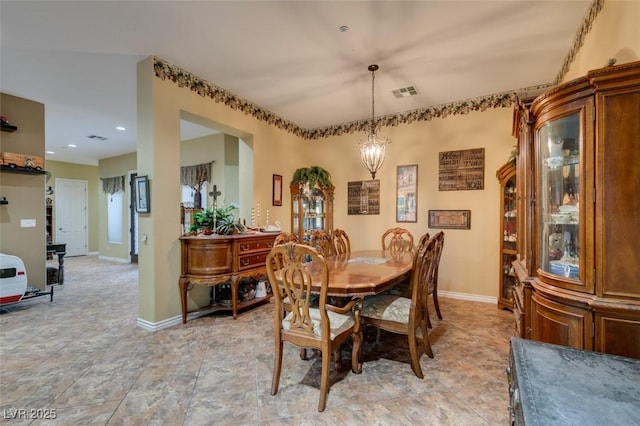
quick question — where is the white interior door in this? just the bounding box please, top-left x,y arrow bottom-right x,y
55,178 -> 88,256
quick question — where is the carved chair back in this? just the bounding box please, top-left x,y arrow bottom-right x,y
331,228 -> 351,256
381,227 -> 415,254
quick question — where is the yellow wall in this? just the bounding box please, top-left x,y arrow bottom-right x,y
45,160 -> 100,254
308,108 -> 514,297
136,55 -> 515,325
0,93 -> 46,288
563,0 -> 639,81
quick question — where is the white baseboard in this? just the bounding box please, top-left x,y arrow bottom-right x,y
439,290 -> 496,304
137,315 -> 182,332
98,255 -> 130,263
135,291 -> 496,332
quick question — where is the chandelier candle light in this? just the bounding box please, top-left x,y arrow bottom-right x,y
357,64 -> 390,180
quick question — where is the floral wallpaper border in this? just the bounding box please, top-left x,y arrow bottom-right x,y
555,0 -> 604,84
153,0 -> 601,141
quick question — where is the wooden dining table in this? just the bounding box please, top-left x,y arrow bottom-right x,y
302,249 -> 414,297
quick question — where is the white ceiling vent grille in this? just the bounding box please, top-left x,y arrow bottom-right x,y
87,135 -> 108,141
392,86 -> 419,98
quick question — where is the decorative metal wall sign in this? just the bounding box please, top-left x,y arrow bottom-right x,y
438,148 -> 485,191
347,180 -> 380,215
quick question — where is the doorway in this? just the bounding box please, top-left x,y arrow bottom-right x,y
54,178 -> 88,256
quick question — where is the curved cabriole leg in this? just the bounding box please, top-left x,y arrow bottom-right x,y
318,347 -> 331,412
422,320 -> 434,359
271,338 -> 283,396
408,328 -> 424,379
351,329 -> 363,374
433,292 -> 443,320
179,277 -> 189,324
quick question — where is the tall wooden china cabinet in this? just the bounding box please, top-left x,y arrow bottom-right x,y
511,61 -> 640,359
496,162 -> 517,310
290,183 -> 334,242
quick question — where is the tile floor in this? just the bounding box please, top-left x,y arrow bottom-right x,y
1,255 -> 515,425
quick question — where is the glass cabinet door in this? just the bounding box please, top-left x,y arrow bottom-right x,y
503,174 -> 517,252
537,112 -> 580,280
303,188 -> 326,238
497,162 -> 517,310
291,184 -> 332,243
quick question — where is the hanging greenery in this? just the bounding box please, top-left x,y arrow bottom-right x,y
290,166 -> 333,189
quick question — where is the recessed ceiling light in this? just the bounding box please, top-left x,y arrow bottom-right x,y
116,126 -> 126,131
46,151 -> 55,155
67,144 -> 77,148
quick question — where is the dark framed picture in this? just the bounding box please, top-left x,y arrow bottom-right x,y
135,175 -> 150,213
428,209 -> 471,229
272,174 -> 282,206
397,164 -> 418,222
347,180 -> 380,215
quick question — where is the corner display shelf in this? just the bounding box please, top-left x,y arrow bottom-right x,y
0,165 -> 46,175
497,161 -> 517,310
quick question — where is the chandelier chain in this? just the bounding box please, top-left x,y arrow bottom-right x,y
370,68 -> 376,134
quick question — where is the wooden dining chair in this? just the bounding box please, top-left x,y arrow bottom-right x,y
381,227 -> 415,254
394,231 -> 430,298
272,231 -> 312,360
360,236 -> 437,379
331,228 -> 351,255
272,232 -> 299,269
308,230 -> 333,257
416,232 -> 430,252
426,231 -> 445,327
266,242 -> 363,412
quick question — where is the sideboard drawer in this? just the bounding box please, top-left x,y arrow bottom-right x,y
238,252 -> 269,271
237,237 -> 276,253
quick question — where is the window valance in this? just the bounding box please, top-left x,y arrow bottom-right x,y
181,161 -> 214,189
101,176 -> 125,194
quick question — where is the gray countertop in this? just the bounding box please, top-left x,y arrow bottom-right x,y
510,338 -> 640,425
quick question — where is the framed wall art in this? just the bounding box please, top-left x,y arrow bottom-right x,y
272,174 -> 283,206
347,180 -> 380,215
438,148 -> 485,191
428,209 -> 471,229
396,164 -> 418,222
135,175 -> 150,213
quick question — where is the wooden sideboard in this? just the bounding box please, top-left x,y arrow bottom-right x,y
179,232 -> 279,323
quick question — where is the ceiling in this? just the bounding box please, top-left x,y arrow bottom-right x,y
1,1 -> 593,166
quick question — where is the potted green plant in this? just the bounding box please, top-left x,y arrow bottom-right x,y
290,166 -> 333,190
190,205 -> 245,235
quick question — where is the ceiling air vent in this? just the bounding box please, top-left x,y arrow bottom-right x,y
392,86 -> 419,98
87,135 -> 108,141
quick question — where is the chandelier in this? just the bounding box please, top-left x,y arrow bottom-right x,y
357,64 -> 390,180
